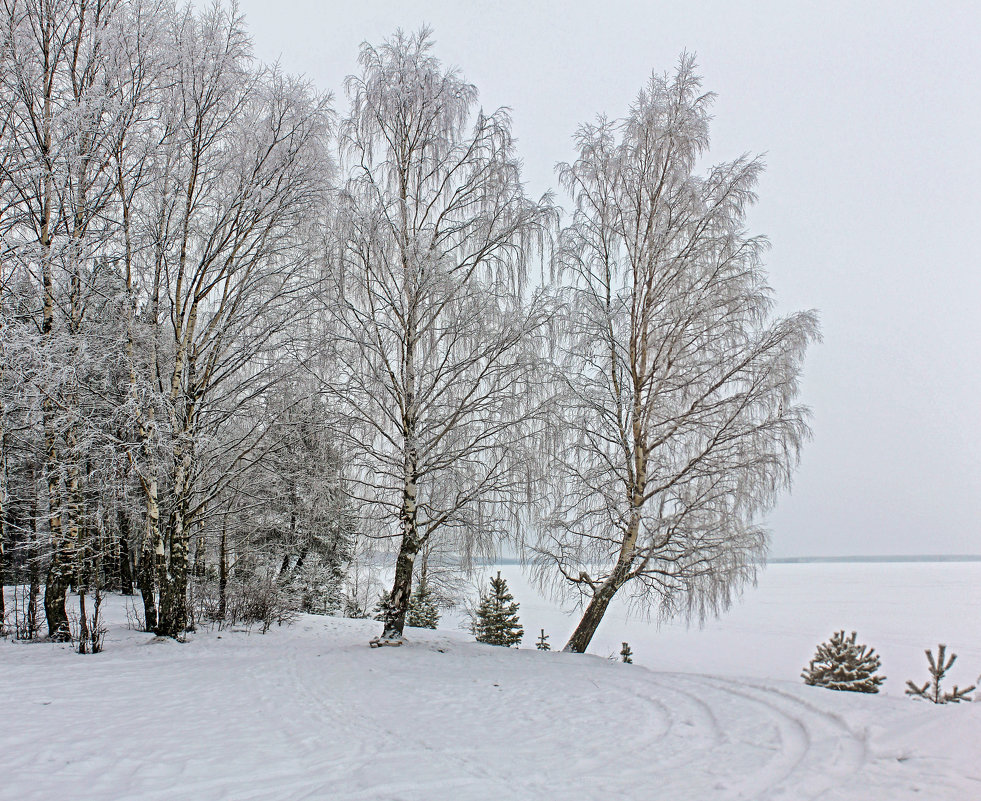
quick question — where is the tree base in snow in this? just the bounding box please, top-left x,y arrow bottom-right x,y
369,635 -> 404,648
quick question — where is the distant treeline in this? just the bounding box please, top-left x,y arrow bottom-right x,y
768,555 -> 981,564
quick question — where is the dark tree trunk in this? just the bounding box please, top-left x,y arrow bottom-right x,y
380,539 -> 418,640
78,591 -> 89,654
0,515 -> 5,625
117,511 -> 134,595
218,530 -> 227,620
27,483 -> 41,636
158,508 -> 189,638
564,558 -> 633,654
563,586 -> 618,653
44,560 -> 72,641
137,536 -> 157,632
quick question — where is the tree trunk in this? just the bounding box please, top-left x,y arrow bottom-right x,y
117,511 -> 134,595
381,538 -> 418,640
218,529 -> 227,620
27,469 -> 41,637
564,558 -> 633,653
563,585 -> 619,653
158,436 -> 191,637
78,591 -> 89,654
379,444 -> 420,641
137,533 -> 157,632
0,499 -> 5,626
0,375 -> 6,624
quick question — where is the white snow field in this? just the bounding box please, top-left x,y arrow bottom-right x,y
2,562 -> 980,801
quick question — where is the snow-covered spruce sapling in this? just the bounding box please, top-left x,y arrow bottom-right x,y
374,582 -> 441,629
620,642 -> 633,664
536,629 -> 550,651
473,572 -> 524,647
905,645 -> 976,704
406,579 -> 440,629
801,631 -> 885,693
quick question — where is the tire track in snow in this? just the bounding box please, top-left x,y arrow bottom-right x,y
682,674 -> 868,800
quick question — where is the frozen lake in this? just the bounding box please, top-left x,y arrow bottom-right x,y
452,561 -> 981,696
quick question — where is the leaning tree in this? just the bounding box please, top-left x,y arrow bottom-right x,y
534,55 -> 819,653
329,28 -> 552,644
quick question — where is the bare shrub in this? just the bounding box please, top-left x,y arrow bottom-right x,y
226,572 -> 298,634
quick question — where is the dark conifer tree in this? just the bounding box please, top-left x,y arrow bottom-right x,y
473,572 -> 523,647
406,579 -> 440,629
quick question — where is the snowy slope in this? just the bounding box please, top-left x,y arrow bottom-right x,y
2,582 -> 980,801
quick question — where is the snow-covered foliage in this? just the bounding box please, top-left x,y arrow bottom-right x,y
802,630 -> 885,693
405,579 -> 441,629
0,4 -> 814,658
374,578 -> 441,630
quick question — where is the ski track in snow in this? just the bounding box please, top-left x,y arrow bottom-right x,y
1,600 -> 977,801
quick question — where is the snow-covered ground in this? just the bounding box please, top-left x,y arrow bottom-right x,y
2,562 -> 980,800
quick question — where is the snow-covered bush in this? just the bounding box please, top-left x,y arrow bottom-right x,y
905,645 -> 976,704
801,630 -> 885,693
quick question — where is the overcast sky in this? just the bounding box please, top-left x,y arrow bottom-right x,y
233,0 -> 981,557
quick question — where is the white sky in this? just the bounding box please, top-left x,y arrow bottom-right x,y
234,0 -> 981,557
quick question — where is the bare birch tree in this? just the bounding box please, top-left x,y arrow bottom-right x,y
138,4 -> 332,636
533,56 -> 819,653
330,29 -> 552,644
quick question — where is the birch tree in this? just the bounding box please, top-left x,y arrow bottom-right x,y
140,4 -> 332,636
331,29 -> 552,644
534,56 -> 819,653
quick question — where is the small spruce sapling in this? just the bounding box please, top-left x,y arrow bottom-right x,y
536,629 -> 550,651
905,645 -> 976,704
406,579 -> 440,629
373,583 -> 440,629
620,642 -> 633,664
801,631 -> 885,693
372,590 -> 394,623
473,572 -> 523,647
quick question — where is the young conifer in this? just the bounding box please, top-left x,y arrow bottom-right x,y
801,630 -> 884,693
406,579 -> 440,630
620,642 -> 633,664
905,645 -> 976,703
374,583 -> 440,630
473,572 -> 523,647
536,629 -> 550,651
